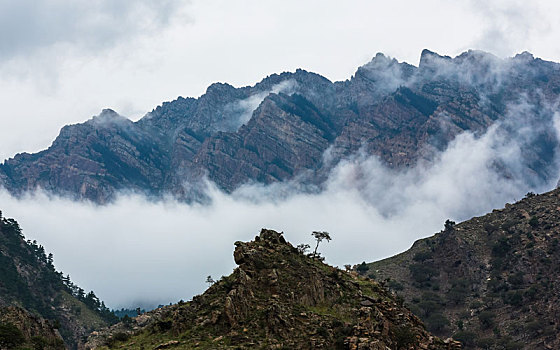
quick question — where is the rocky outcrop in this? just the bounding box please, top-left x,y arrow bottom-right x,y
85,229 -> 460,349
0,306 -> 64,349
2,50 -> 560,202
369,189 -> 560,349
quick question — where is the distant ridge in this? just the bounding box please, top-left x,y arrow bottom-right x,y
1,50 -> 559,203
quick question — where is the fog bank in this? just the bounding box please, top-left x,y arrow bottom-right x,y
2,107 -> 559,308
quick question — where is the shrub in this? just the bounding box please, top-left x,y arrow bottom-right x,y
425,313 -> 449,333
413,251 -> 433,262
524,286 -> 538,300
492,237 -> 511,258
507,272 -> 524,288
31,335 -> 65,350
416,292 -> 445,317
453,330 -> 477,347
469,300 -> 483,309
501,219 -> 518,233
154,320 -> 172,332
113,332 -> 129,342
528,216 -> 539,228
525,318 -> 545,334
356,262 -> 369,275
478,311 -> 496,329
316,326 -> 329,338
484,222 -> 498,234
387,280 -> 404,291
393,326 -> 416,348
488,278 -> 507,293
444,219 -> 456,232
476,337 -> 495,349
503,291 -> 523,306
0,322 -> 25,348
121,314 -> 132,325
447,278 -> 469,304
409,263 -> 437,284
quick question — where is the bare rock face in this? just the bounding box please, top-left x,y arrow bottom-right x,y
0,306 -> 64,349
86,229 -> 460,349
2,50 -> 560,202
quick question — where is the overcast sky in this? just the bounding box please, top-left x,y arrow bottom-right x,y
1,0 -> 560,161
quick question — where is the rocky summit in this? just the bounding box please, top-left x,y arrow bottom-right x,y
85,229 -> 460,349
1,50 -> 560,202
368,189 -> 560,349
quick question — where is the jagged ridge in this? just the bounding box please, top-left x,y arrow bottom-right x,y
1,50 -> 560,202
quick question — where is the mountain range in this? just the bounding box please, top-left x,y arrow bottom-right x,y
1,50 -> 560,202
2,49 -> 560,349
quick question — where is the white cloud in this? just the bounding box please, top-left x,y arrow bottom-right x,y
220,80 -> 297,131
467,0 -> 558,58
1,100 -> 558,308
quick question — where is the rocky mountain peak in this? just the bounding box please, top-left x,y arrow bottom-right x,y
357,52 -> 409,75
99,108 -> 119,117
419,49 -> 452,68
352,52 -> 416,99
87,108 -> 131,128
85,229 -> 460,349
232,228 -> 288,266
204,82 -> 236,96
513,51 -> 536,63
2,49 -> 560,203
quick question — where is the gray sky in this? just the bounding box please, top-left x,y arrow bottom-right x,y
1,0 -> 559,160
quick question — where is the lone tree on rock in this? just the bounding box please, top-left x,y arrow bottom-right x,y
312,231 -> 332,258
296,243 -> 310,254
444,219 -> 456,232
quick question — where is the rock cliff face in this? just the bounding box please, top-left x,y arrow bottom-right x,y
85,229 -> 460,349
0,306 -> 64,349
368,189 -> 560,349
1,50 -> 560,202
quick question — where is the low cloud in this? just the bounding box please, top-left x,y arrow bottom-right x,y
466,0 -> 554,58
219,80 -> 297,131
2,100 -> 559,309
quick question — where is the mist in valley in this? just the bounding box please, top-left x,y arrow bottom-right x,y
1,98 -> 559,309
